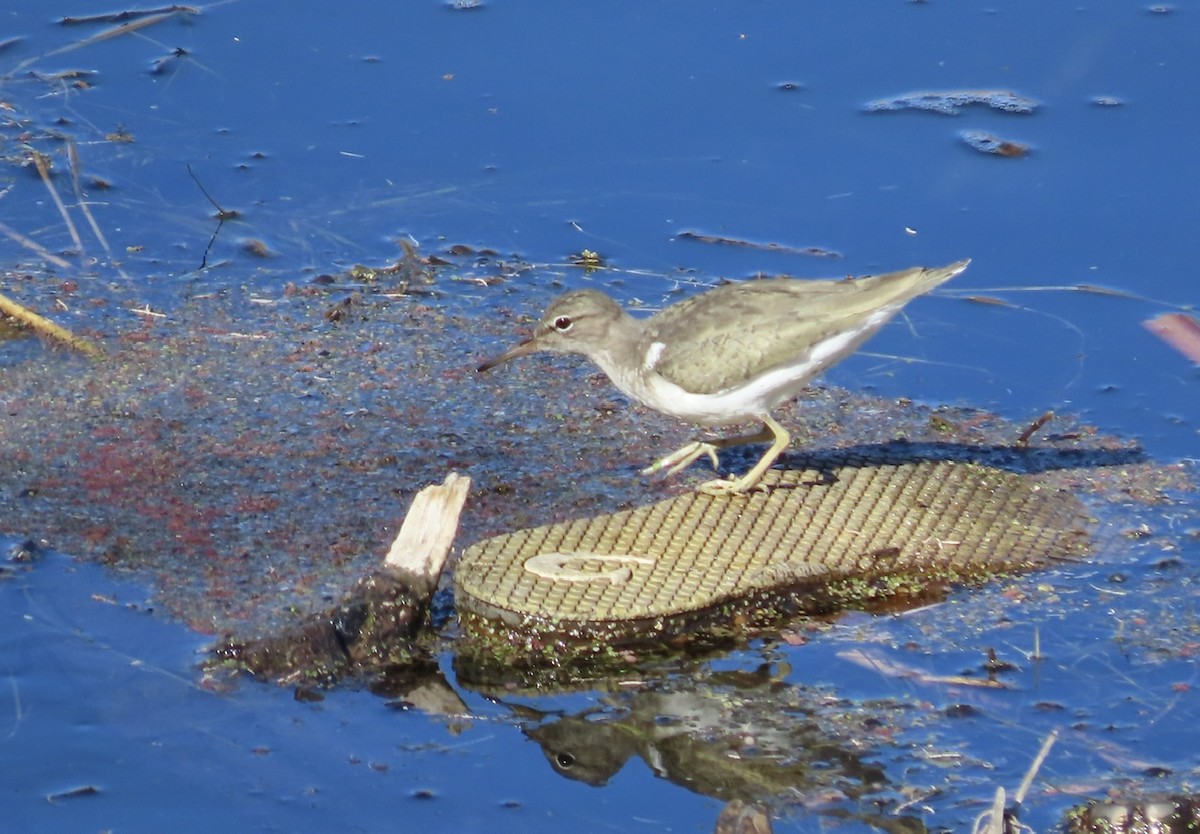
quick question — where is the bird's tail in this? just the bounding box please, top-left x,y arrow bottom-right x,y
877,259 -> 970,301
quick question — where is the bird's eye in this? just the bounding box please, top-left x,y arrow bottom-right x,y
555,752 -> 576,769
552,316 -> 573,332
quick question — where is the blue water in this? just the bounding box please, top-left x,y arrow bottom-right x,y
2,1 -> 1198,831
0,546 -> 685,832
7,2 -> 1196,450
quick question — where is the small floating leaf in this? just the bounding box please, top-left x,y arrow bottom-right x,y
1144,312 -> 1200,364
960,129 -> 1030,157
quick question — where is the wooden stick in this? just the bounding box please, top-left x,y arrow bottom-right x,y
212,473 -> 471,686
67,139 -> 132,281
32,151 -> 83,254
0,219 -> 72,269
385,473 -> 471,594
975,787 -> 1006,834
47,10 -> 193,57
60,6 -> 199,25
839,648 -> 1010,689
1013,729 -> 1057,806
0,291 -> 103,357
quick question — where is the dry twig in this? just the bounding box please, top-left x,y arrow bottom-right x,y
0,291 -> 103,357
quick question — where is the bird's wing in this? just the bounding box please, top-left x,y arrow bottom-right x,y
643,264 -> 964,395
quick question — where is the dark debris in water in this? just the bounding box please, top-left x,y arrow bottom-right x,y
677,230 -> 842,259
212,566 -> 437,687
45,784 -> 101,803
960,129 -> 1031,158
0,250 -> 1193,642
865,89 -> 1039,115
59,7 -> 200,27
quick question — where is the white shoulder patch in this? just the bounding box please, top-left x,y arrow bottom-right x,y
643,341 -> 666,371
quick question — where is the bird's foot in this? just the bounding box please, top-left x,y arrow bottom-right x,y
695,474 -> 768,497
641,440 -> 721,478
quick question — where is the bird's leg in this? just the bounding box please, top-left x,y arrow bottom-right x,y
696,414 -> 791,496
641,440 -> 721,478
641,420 -> 778,480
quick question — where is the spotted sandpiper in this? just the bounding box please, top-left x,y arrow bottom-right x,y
479,260 -> 969,495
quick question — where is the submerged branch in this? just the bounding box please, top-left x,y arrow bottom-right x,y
0,291 -> 104,358
48,9 -> 198,58
31,150 -> 83,254
211,474 -> 471,687
0,220 -> 71,270
67,139 -> 133,281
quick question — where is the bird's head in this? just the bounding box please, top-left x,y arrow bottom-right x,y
477,289 -> 627,371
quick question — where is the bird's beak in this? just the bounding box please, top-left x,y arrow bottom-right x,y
477,335 -> 539,372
